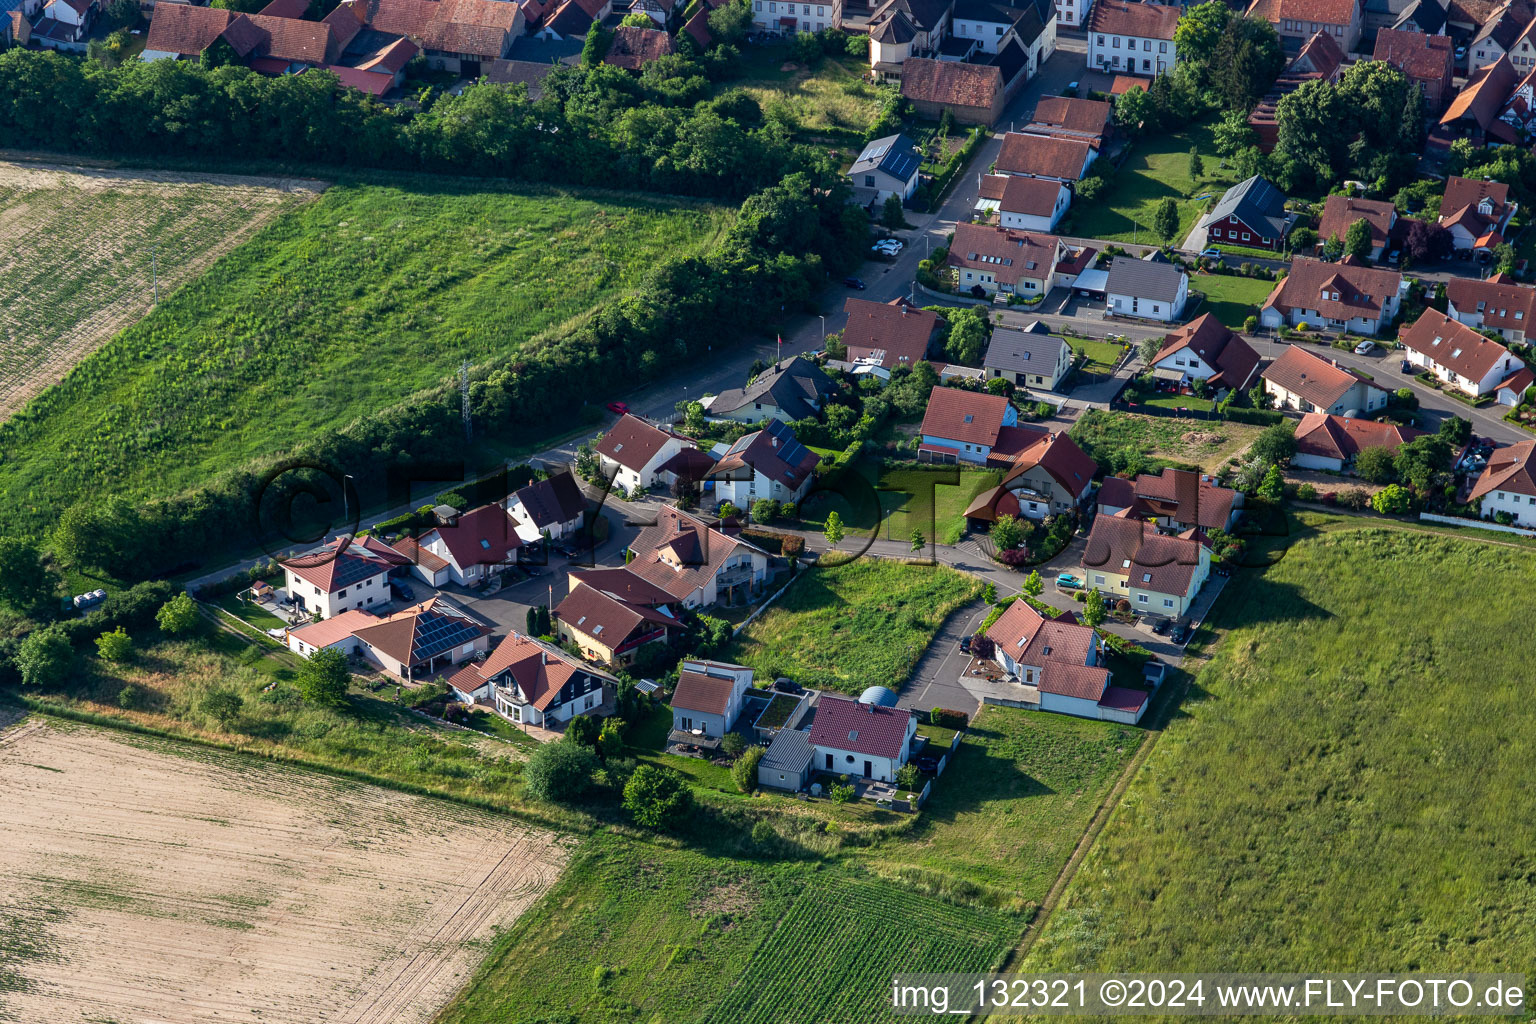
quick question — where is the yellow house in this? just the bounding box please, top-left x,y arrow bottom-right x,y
1079,512 -> 1211,618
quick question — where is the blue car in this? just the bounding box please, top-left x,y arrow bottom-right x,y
1056,573 -> 1082,588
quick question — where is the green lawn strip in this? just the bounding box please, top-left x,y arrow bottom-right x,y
1071,338 -> 1128,375
1119,384 -> 1216,413
1188,273 -> 1275,329
726,558 -> 982,694
215,593 -> 286,632
875,465 -> 1001,545
1070,121 -> 1231,244
1213,243 -> 1291,261
1024,523 -> 1536,979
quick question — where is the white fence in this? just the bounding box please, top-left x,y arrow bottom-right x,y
1420,512 -> 1536,538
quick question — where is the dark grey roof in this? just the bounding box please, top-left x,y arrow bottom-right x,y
1391,0 -> 1447,32
1105,257 -> 1186,303
870,0 -> 951,32
870,8 -> 917,41
708,356 -> 835,421
989,34 -> 1030,80
513,471 -> 587,528
760,727 -> 814,772
1198,174 -> 1291,240
938,33 -> 978,55
984,326 -> 1069,374
851,133 -> 922,185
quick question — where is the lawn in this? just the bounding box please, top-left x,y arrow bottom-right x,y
798,462 -> 1001,545
0,160 -> 317,422
1071,338 -> 1128,376
1189,272 -> 1276,329
863,706 -> 1142,910
1025,525 -> 1536,986
1119,381 -> 1217,413
1069,121 -> 1232,245
1070,408 -> 1264,473
732,49 -> 889,149
215,592 -> 286,632
727,558 -> 982,694
0,179 -> 732,537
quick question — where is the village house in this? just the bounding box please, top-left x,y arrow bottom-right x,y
280,538 -> 394,620
1198,175 -> 1296,252
976,173 -> 1071,231
1246,0 -> 1362,51
1436,56 -> 1521,149
993,131 -> 1097,182
670,659 -> 754,741
809,694 -> 918,782
1499,64 -> 1536,137
350,598 -> 493,682
983,600 -> 1147,722
1399,307 -> 1526,398
1437,175 -> 1519,253
1086,0 -> 1179,75
1469,439 -> 1536,526
595,413 -> 692,492
284,608 -> 379,660
1467,0 -> 1532,68
506,471 -> 588,544
1080,512 -> 1212,617
537,0 -> 609,39
838,297 -> 943,374
557,568 -> 681,666
1149,313 -> 1263,392
1445,273 -> 1536,343
603,24 -> 675,68
901,59 -> 1010,126
947,221 -> 1068,299
708,419 -> 821,507
455,633 -> 616,726
1024,95 -> 1113,148
31,0 -> 97,51
867,0 -> 950,75
1261,343 -> 1390,414
1096,467 -> 1242,532
1246,31 -> 1346,151
1387,0 -> 1447,32
847,133 -> 923,206
704,356 -> 837,423
998,429 -> 1098,517
918,385 -> 1034,464
1290,413 -> 1427,471
1053,0 -> 1091,26
625,504 -> 771,608
413,503 -> 522,587
983,324 -> 1074,391
1317,195 -> 1398,260
1373,28 -> 1455,110
1105,256 -> 1188,322
1259,256 -> 1405,334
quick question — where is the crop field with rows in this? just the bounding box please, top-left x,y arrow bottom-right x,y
0,160 -> 320,421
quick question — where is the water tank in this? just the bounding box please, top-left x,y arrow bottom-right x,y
858,685 -> 899,707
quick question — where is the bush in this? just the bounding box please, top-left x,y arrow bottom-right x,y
828,782 -> 856,803
1370,483 -> 1413,515
930,707 -> 969,730
1338,486 -> 1372,510
295,647 -> 349,707
156,592 -> 200,636
95,625 -> 134,663
17,624 -> 71,688
895,762 -> 921,790
732,744 -> 765,792
624,764 -> 694,830
524,740 -> 601,804
996,547 -> 1032,568
721,731 -> 746,757
1296,483 -> 1318,501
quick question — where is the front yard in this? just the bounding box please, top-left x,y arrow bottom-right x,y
1070,337 -> 1128,376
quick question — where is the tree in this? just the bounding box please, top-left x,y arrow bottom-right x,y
157,592 -> 200,636
1082,589 -> 1105,628
17,624 -> 71,688
750,498 -> 778,524
1401,218 -> 1452,263
620,10 -> 652,24
1257,464 -> 1286,502
1210,16 -> 1285,112
1394,434 -> 1452,490
1174,0 -> 1232,73
1152,197 -> 1180,243
1189,147 -> 1204,180
1212,109 -> 1258,156
1249,383 -> 1273,409
295,647 -> 349,707
566,713 -> 601,749
1139,337 -> 1162,366
200,686 -> 244,729
597,717 -> 625,761
823,510 -> 845,548
1289,225 -> 1318,252
1437,415 -> 1472,447
524,740 -> 600,803
623,763 -> 694,829
910,527 -> 925,553
1322,234 -> 1344,261
1114,86 -> 1157,135
1370,483 -> 1412,514
1355,445 -> 1398,483
0,538 -> 59,617
732,745 -> 765,792
1251,422 -> 1297,465
95,626 -> 133,663
943,306 -> 989,366
706,0 -> 753,45
721,731 -> 746,756
1343,218 -> 1374,262
882,193 -> 905,228
1023,569 -> 1043,597
1494,242 -> 1517,274
990,513 -> 1024,551
581,21 -> 610,66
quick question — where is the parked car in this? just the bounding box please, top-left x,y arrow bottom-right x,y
605,401 -> 629,415
390,581 -> 414,601
843,276 -> 866,289
1400,359 -> 1413,373
1387,250 -> 1401,265
1199,247 -> 1221,259
1067,81 -> 1080,92
1056,572 -> 1082,588
1171,620 -> 1192,644
1455,45 -> 1467,60
959,635 -> 972,654
1354,340 -> 1377,355
1152,617 -> 1173,635
772,677 -> 804,694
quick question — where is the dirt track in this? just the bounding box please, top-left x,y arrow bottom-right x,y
0,717 -> 568,1024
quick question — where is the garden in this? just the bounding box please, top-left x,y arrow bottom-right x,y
1068,121 -> 1231,246
1187,270 -> 1277,329
1069,409 -> 1266,474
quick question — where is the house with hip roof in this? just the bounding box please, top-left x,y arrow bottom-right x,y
1290,413 -> 1426,471
1095,468 -> 1243,531
1149,314 -> 1262,392
1261,343 -> 1389,414
350,597 -> 494,681
669,659 -> 754,740
280,538 -> 395,619
1080,512 -> 1212,617
809,694 -> 918,782
1469,439 -> 1536,526
1399,308 -> 1526,397
595,413 -> 693,492
625,505 -> 771,609
703,356 -> 837,424
982,599 -> 1147,722
1258,256 -> 1405,334
707,419 -> 822,507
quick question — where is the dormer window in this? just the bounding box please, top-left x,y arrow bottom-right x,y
1479,197 -> 1494,215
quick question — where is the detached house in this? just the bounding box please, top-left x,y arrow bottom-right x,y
1399,307 -> 1526,398
1087,0 -> 1179,74
1081,512 -> 1212,617
281,538 -> 394,619
414,503 -> 522,587
1246,0 -> 1362,51
705,356 -> 837,423
1469,440 -> 1536,526
1261,344 -> 1389,414
626,505 -> 771,608
983,600 -> 1147,722
709,419 -> 821,507
458,633 -> 616,726
32,0 -> 96,51
1291,413 -> 1426,471
1445,272 -> 1536,343
595,413 -> 691,492
948,221 -> 1068,299
984,324 -> 1074,391
1373,28 -> 1455,110
1437,175 -> 1519,253
1026,95 -> 1113,147
1096,467 -> 1242,532
1259,256 -> 1405,334
839,298 -> 943,374
351,598 -> 493,681
1149,313 -> 1263,392
556,568 -> 680,666
977,173 -> 1071,231
999,430 -> 1098,517
506,471 -> 588,544
1436,57 -> 1521,148
867,0 -> 951,74
1105,256 -> 1187,322
1468,0 -> 1532,68
809,695 -> 917,783
848,133 -> 923,205
1317,195 -> 1398,261
670,659 -> 753,740
1198,175 -> 1295,252
918,386 -> 1034,463
994,131 -> 1097,182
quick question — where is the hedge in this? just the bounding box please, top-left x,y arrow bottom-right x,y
1222,407 -> 1286,426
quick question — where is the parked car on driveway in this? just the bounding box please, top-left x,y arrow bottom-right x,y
1171,620 -> 1192,644
1152,617 -> 1172,635
843,276 -> 866,289
390,580 -> 414,602
959,635 -> 972,653
1056,573 -> 1082,588
1354,340 -> 1377,355
1400,359 -> 1413,373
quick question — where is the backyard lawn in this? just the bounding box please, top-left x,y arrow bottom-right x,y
1070,338 -> 1128,376
1025,525 -> 1536,983
727,558 -> 982,694
1069,121 -> 1231,245
1069,409 -> 1263,473
1189,272 -> 1276,329
797,461 -> 1000,545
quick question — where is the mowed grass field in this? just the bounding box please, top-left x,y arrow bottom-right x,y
0,178 -> 731,526
1024,525 -> 1536,999
798,462 -> 999,545
1070,121 -> 1229,245
1190,272 -> 1276,329
727,558 -> 982,693
0,160 -> 319,421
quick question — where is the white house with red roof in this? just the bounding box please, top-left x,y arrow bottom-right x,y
472,632 -> 617,726
350,597 -> 493,681
285,608 -> 378,659
1399,308 -> 1526,398
1261,344 -> 1389,415
999,430 -> 1098,518
595,413 -> 692,492
1469,440 -> 1536,527
1437,176 -> 1518,253
625,505 -> 771,609
670,659 -> 754,740
808,694 -> 918,783
1259,256 -> 1406,335
416,504 -> 523,587
982,599 -> 1148,722
1290,413 -> 1426,472
1149,314 -> 1262,392
707,419 -> 821,507
1095,468 -> 1242,531
917,385 -> 1023,464
280,538 -> 395,619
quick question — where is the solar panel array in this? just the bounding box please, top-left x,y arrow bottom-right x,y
412,608 -> 482,661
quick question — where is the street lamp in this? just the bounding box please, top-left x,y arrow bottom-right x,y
343,473 -> 354,525
818,315 -> 827,339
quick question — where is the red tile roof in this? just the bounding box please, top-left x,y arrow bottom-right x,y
287,608 -> 379,649
1263,256 -> 1403,323
1317,195 -> 1396,250
595,413 -> 679,472
1261,344 -> 1381,410
1399,307 -> 1518,383
900,57 -> 1003,109
1293,413 -> 1425,462
947,221 -> 1062,288
1001,430 -> 1098,498
918,386 -> 1013,448
1247,0 -> 1358,27
603,24 -> 674,68
1469,439 -> 1536,500
1438,175 -> 1516,235
281,538 -> 393,593
1152,313 -> 1261,391
984,173 -> 1068,217
840,297 -> 940,369
351,598 -> 492,668
388,535 -> 450,574
568,567 -> 679,607
1030,95 -> 1112,135
144,3 -> 233,56
995,132 -> 1094,181
625,505 -> 765,601
682,6 -> 711,46
671,664 -> 745,715
808,695 -> 914,759
555,582 -> 675,646
479,633 -> 614,710
1373,28 -> 1453,94
1100,467 -> 1239,530
1088,0 -> 1180,36
1082,512 -> 1207,598
421,503 -> 522,571
1441,57 -> 1519,132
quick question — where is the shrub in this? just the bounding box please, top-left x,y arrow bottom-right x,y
1338,487 -> 1372,510
982,582 -> 997,604
199,685 -> 245,729
95,626 -> 134,663
721,731 -> 746,757
295,647 -> 349,707
16,624 -> 71,688
930,707 -> 969,730
1296,483 -> 1318,501
524,740 -> 600,804
156,592 -> 200,636
732,745 -> 765,792
623,763 -> 694,830
1370,483 -> 1413,515
996,547 -> 1032,568
895,763 -> 921,790
829,782 -> 856,803
117,682 -> 147,710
